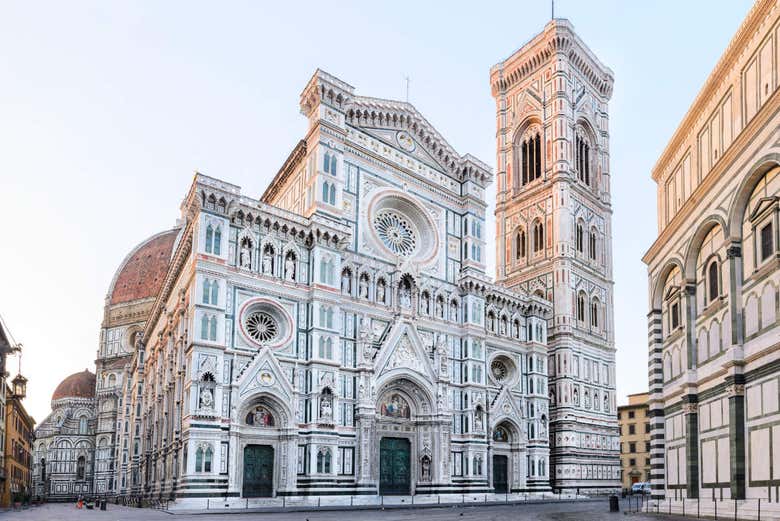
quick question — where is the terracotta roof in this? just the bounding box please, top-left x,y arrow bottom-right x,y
109,229 -> 179,306
52,370 -> 96,401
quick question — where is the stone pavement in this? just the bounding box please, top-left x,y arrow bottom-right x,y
0,499 -> 697,520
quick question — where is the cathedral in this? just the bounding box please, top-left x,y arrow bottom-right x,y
32,18 -> 619,505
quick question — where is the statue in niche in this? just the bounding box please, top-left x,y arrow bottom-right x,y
284,255 -> 296,281
421,456 -> 431,481
400,284 -> 412,309
320,397 -> 333,422
436,334 -> 448,376
199,387 -> 214,409
450,301 -> 458,321
422,295 -> 430,314
376,281 -> 386,303
435,298 -> 443,318
262,249 -> 273,274
240,243 -> 251,269
474,407 -> 484,432
499,319 -> 507,336
341,271 -> 351,294
359,276 -> 369,299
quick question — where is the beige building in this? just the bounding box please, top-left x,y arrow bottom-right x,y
617,393 -> 649,490
644,0 -> 780,503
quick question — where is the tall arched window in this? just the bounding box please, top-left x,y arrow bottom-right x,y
210,280 -> 219,305
516,230 -> 526,259
519,130 -> 542,186
322,182 -> 330,203
324,152 -> 331,174
200,315 -> 209,341
589,228 -> 597,260
329,184 -> 336,205
317,448 -> 332,474
533,221 -> 544,253
209,316 -> 217,341
205,225 -> 213,253
575,132 -> 591,185
576,223 -> 584,253
213,227 -> 222,255
591,300 -> 600,329
79,417 -> 88,435
204,446 -> 213,473
76,456 -> 85,480
577,293 -> 586,322
707,260 -> 719,303
195,446 -> 204,472
202,279 -> 211,304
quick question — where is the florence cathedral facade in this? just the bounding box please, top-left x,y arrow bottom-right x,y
32,18 -> 619,505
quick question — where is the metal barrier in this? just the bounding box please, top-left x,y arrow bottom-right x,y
630,496 -> 773,520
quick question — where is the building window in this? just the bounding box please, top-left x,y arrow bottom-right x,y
577,293 -> 586,322
629,442 -> 636,452
628,424 -> 635,435
79,416 -> 88,435
576,223 -> 584,253
591,300 -> 600,329
533,221 -> 544,253
670,302 -> 680,330
317,448 -> 332,474
516,230 -> 526,259
339,447 -> 354,475
519,131 -> 542,186
629,458 -> 636,466
76,456 -> 85,480
576,132 -> 591,185
645,423 -> 650,433
589,229 -> 597,260
707,260 -> 719,303
628,411 -> 635,419
760,222 -> 774,261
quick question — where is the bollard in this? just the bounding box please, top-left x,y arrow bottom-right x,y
100,500 -> 106,511
609,495 -> 619,512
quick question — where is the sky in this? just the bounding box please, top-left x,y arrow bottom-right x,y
0,0 -> 755,423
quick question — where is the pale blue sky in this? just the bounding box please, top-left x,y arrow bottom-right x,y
0,1 -> 753,422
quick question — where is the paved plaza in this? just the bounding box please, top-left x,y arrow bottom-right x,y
0,499 -> 696,521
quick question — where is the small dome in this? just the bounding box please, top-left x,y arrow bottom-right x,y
52,370 -> 96,401
108,228 -> 180,306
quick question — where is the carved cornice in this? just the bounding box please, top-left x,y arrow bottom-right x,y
651,0 -> 776,181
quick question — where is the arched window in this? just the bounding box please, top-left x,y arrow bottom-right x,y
575,132 -> 591,185
589,228 -> 597,260
76,456 -> 85,480
329,184 -> 336,205
202,279 -> 210,304
201,315 -> 209,341
516,230 -> 526,259
707,260 -> 719,303
576,223 -> 584,253
324,152 -> 331,174
577,293 -> 586,322
591,300 -> 600,329
107,374 -> 116,388
533,221 -> 544,253
326,307 -> 334,329
519,130 -> 543,186
79,417 -> 88,435
317,448 -> 332,474
213,227 -> 221,255
209,316 -> 217,341
210,280 -> 218,305
205,225 -> 213,253
322,181 -> 330,203
487,311 -> 496,332
204,446 -> 213,473
195,446 -> 204,472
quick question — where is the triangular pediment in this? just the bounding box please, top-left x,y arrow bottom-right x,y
749,196 -> 779,222
374,320 -> 436,381
359,126 -> 451,174
490,387 -> 524,428
236,347 -> 294,401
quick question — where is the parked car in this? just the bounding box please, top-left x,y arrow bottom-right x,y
631,482 -> 650,495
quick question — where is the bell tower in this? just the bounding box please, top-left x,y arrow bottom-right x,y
491,19 -> 619,492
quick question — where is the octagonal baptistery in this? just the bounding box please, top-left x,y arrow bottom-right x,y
110,67 -> 554,508
32,370 -> 97,500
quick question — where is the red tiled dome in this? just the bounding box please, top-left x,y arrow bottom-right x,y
109,229 -> 179,306
52,370 -> 96,401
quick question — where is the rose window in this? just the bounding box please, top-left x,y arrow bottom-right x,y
489,355 -> 517,386
244,311 -> 279,344
373,210 -> 418,257
491,360 -> 508,382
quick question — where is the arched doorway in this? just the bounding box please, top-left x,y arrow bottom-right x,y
374,377 -> 435,495
491,420 -> 525,493
235,394 -> 294,498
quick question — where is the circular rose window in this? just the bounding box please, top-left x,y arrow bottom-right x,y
238,298 -> 293,349
373,210 -> 418,257
367,190 -> 438,264
489,355 -> 517,386
244,311 -> 279,344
